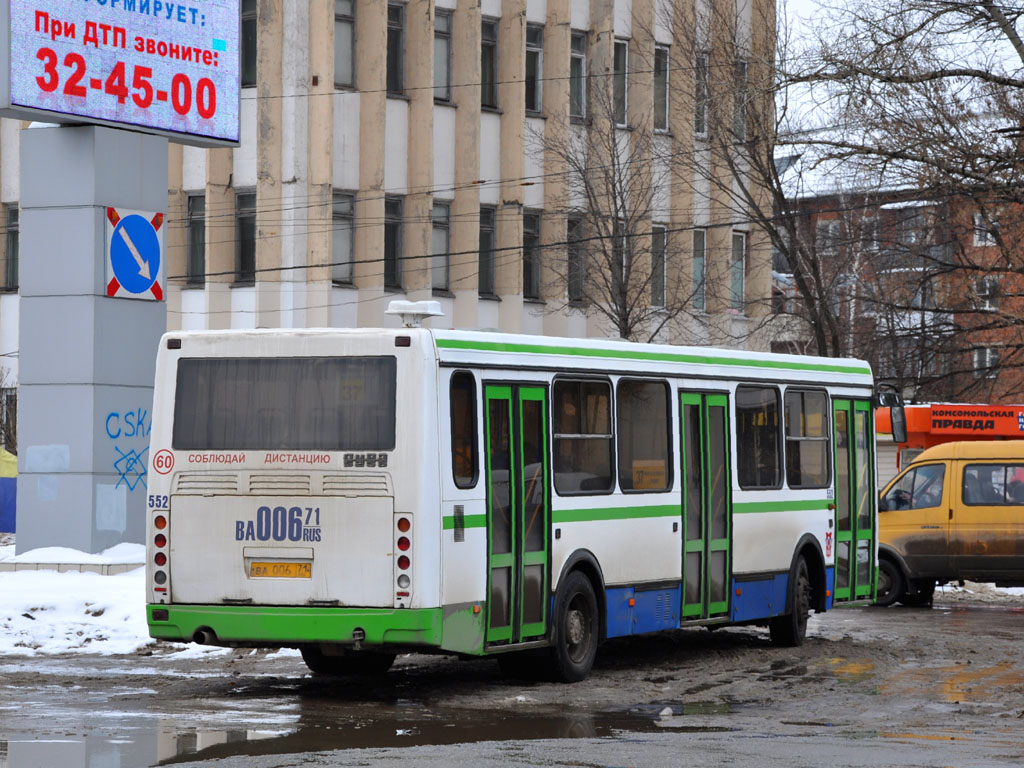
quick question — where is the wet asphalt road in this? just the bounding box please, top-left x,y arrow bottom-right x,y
1,599 -> 1023,767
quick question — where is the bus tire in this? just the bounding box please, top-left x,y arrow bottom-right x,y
548,571 -> 599,683
300,646 -> 396,676
769,556 -> 810,647
875,558 -> 904,607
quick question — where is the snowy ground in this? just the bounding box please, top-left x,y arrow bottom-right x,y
0,532 -> 1022,657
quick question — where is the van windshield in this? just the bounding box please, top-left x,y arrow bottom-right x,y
172,357 -> 397,451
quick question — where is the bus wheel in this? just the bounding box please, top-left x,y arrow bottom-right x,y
300,646 -> 396,676
769,556 -> 810,647
549,571 -> 599,683
875,559 -> 904,607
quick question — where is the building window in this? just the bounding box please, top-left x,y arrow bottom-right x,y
481,19 -> 498,109
974,276 -> 999,311
733,60 -> 748,141
816,219 -> 840,257
693,228 -> 706,312
3,205 -> 18,291
334,0 -> 355,88
784,389 -> 830,489
654,46 -> 669,131
332,192 -> 354,284
897,211 -> 923,245
432,201 -> 450,291
567,215 -> 585,302
651,225 -> 666,307
384,197 -> 403,289
730,232 -> 746,311
973,213 -> 999,247
434,10 -> 452,102
860,216 -> 879,251
525,24 -> 544,113
235,192 -> 256,284
695,54 -> 709,136
0,387 -> 15,454
553,379 -> 614,495
479,206 -> 496,295
386,4 -> 404,95
613,40 -> 628,126
617,380 -> 670,492
450,371 -> 478,489
523,211 -> 542,299
570,32 -> 586,119
736,385 -> 782,489
241,0 -> 257,88
185,195 -> 204,287
973,347 -> 999,379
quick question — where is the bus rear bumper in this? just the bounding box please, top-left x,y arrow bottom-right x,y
147,604 -> 443,648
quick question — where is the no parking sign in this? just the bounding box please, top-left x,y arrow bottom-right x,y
105,206 -> 164,301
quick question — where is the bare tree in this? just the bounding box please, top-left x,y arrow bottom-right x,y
532,73 -> 704,342
784,0 -> 1024,399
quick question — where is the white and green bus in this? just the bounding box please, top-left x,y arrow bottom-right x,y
147,302 -> 897,681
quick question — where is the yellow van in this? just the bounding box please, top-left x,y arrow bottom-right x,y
877,440 -> 1024,606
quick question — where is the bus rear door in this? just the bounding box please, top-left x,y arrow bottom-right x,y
483,384 -> 550,646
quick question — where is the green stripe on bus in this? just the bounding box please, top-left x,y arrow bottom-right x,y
733,499 -> 832,514
148,605 -> 443,647
442,514 -> 487,530
552,505 -> 679,523
435,338 -> 871,376
446,502 -> 830,527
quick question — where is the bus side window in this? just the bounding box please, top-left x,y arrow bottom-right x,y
735,385 -> 782,489
450,372 -> 479,488
616,379 -> 671,492
784,389 -> 830,488
553,379 -> 614,494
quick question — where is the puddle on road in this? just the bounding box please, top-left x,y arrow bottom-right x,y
0,701 -> 736,767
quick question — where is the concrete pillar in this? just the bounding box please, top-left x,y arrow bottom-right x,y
355,0 -> 387,326
496,0 -> 527,333
16,126 -> 167,554
541,0 -> 572,338
255,0 -> 284,327
205,148 -> 234,330
306,0 -> 335,327
451,3 -> 483,329
404,0 -> 436,298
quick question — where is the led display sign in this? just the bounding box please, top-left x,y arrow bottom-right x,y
0,0 -> 240,147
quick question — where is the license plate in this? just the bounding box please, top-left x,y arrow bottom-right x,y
249,561 -> 312,579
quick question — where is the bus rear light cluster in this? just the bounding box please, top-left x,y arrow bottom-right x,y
153,515 -> 169,596
395,516 -> 412,600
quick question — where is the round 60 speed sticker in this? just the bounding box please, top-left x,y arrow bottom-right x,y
152,449 -> 175,475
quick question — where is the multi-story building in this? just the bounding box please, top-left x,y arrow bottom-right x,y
772,173 -> 1024,403
0,0 -> 775,431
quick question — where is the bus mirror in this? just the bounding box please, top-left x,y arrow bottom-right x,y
889,405 -> 907,444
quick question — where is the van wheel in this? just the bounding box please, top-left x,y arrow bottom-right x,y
548,571 -> 599,683
899,580 -> 935,608
875,559 -> 904,607
300,646 -> 396,676
770,556 -> 811,647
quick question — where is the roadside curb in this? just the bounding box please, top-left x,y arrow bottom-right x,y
0,562 -> 142,575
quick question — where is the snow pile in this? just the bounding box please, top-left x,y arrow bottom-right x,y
0,542 -> 145,565
0,566 -> 151,655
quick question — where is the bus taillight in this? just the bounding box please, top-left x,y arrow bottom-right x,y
154,515 -> 167,530
154,533 -> 167,548
395,515 -> 412,604
154,552 -> 167,567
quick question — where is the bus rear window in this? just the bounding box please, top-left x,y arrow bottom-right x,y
173,357 -> 397,451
